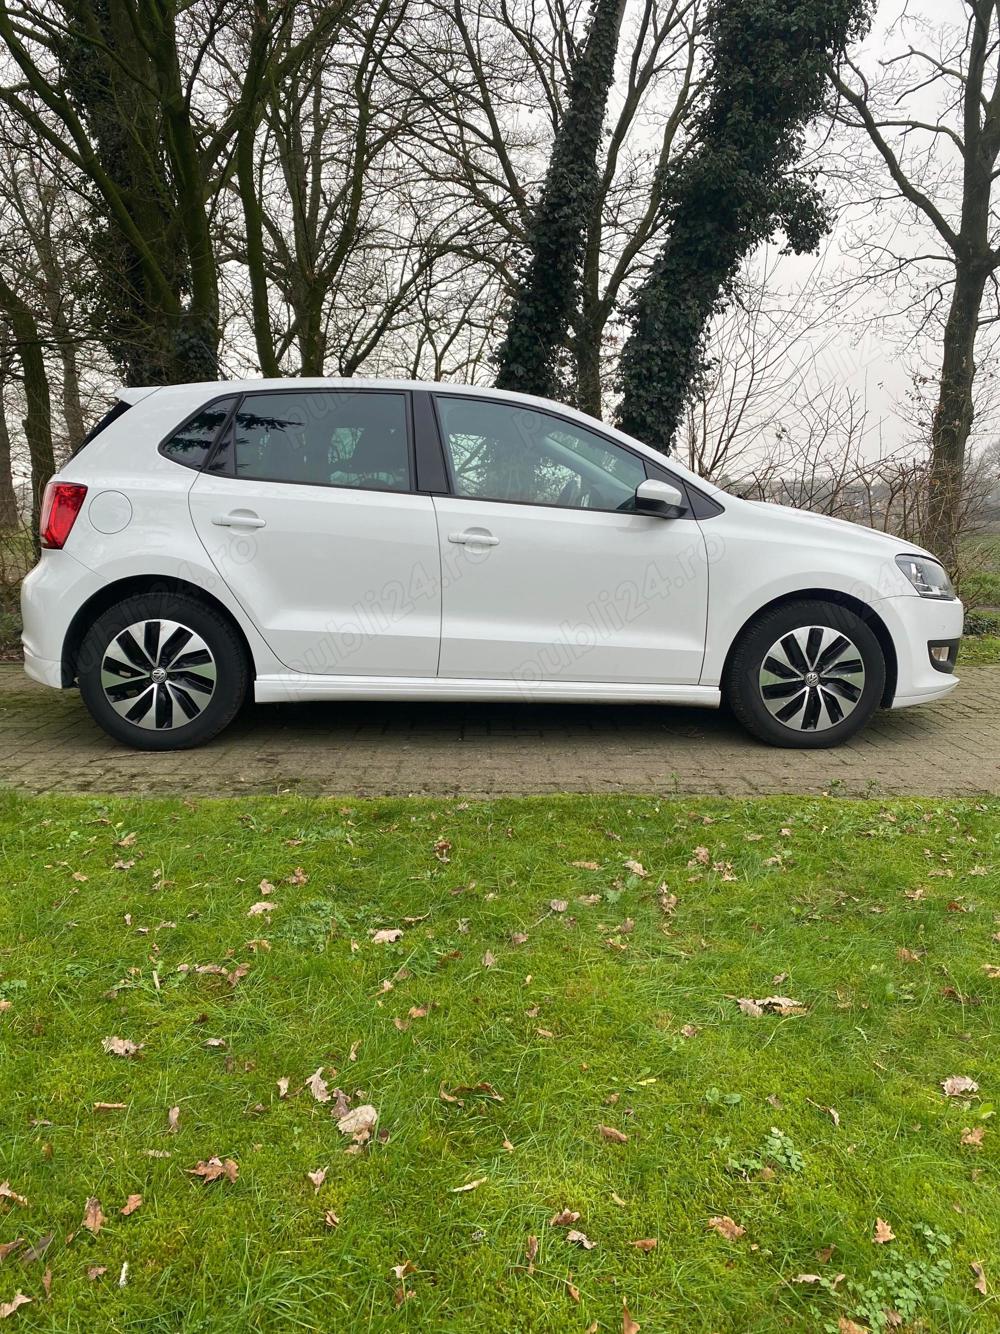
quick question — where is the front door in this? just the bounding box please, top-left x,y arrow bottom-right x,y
431,395 -> 709,685
188,388 -> 440,676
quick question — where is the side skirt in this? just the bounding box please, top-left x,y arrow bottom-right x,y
254,674 -> 722,708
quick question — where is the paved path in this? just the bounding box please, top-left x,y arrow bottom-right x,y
0,663 -> 997,798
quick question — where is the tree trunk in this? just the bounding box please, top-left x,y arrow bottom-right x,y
0,274 -> 54,549
0,386 -> 20,529
923,257 -> 989,571
574,290 -> 604,418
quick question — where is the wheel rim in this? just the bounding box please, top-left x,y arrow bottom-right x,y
100,619 -> 217,731
758,625 -> 866,732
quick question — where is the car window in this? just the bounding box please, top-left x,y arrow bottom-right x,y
160,397 -> 236,470
230,391 -> 410,491
435,396 -> 645,511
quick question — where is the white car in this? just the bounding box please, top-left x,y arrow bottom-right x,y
21,379 -> 963,751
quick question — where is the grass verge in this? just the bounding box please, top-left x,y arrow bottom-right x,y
0,792 -> 997,1332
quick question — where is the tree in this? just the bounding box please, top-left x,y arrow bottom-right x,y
493,0 -> 628,397
829,1 -> 1000,570
616,0 -> 875,453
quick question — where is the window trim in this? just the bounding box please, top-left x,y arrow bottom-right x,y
158,394 -> 239,472
429,391 -> 707,519
201,386 -> 417,495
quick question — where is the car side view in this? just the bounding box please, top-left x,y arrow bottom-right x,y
21,379 -> 963,751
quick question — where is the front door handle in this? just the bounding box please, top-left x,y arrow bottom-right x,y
448,528 -> 499,547
212,510 -> 266,529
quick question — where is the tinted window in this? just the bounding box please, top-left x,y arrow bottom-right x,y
436,397 -> 645,511
161,397 -> 236,470
230,391 -> 410,491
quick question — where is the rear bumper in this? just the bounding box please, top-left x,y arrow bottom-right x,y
20,550 -> 104,689
877,593 -> 964,710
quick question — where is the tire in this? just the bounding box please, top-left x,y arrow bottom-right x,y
724,599 -> 886,748
77,592 -> 250,751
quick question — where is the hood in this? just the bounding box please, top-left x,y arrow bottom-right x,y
740,498 -> 938,562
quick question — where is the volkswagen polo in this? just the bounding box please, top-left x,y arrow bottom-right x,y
21,379 -> 963,750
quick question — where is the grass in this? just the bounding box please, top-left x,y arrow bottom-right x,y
959,636 -> 1000,666
0,793 -> 997,1331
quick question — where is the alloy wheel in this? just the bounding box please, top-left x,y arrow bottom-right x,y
757,625 -> 866,732
100,619 -> 217,730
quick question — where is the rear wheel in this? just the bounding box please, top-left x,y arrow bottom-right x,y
724,599 -> 885,748
78,593 -> 249,750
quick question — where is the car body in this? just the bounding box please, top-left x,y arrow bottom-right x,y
21,378 -> 963,749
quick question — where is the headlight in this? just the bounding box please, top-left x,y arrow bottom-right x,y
895,554 -> 956,599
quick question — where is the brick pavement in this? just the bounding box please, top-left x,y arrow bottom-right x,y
0,663 -> 996,798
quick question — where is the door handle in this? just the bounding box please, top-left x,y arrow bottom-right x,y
448,528 -> 499,547
212,511 -> 266,529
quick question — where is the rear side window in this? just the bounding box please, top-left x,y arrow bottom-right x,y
70,399 -> 131,459
160,397 -> 237,470
218,390 -> 411,492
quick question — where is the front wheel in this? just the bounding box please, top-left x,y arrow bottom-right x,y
78,593 -> 249,750
724,599 -> 886,748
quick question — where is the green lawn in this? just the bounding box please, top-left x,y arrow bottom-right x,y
0,792 -> 997,1332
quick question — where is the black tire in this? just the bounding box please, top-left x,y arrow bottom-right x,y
724,598 -> 886,748
77,592 -> 250,751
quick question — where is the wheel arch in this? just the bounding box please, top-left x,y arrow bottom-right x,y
61,575 -> 257,687
720,588 -> 898,708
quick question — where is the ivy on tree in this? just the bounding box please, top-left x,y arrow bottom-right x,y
616,0 -> 875,454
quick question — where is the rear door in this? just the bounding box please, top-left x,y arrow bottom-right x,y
187,388 -> 441,677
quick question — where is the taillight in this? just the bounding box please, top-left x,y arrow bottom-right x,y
39,481 -> 88,549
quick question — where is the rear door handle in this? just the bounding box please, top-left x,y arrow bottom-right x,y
448,528 -> 499,547
212,510 -> 266,529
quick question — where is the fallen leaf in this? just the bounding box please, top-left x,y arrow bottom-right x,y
433,838 -> 452,862
525,1235 -> 538,1272
82,1198 -> 105,1234
324,1210 -> 340,1229
897,948 -> 923,963
793,1274 -> 823,1284
276,1077 -> 290,1099
203,1038 -> 227,1049
101,1036 -> 142,1057
942,1076 -> 979,1098
549,899 -> 568,913
167,1105 -> 180,1134
623,1303 -> 640,1334
571,861 -> 600,870
707,1215 -> 745,1241
961,1125 -> 986,1148
391,1259 -> 416,1280
188,1158 -> 238,1184
247,901 -> 275,916
806,1098 -> 840,1126
0,1293 -> 29,1318
510,932 -> 529,946
336,1104 -> 378,1143
120,1194 -> 142,1217
287,867 -> 308,885
482,950 -> 496,969
598,1125 -> 629,1144
838,1320 -> 869,1334
306,1168 -> 327,1194
258,879 -> 275,895
623,860 -> 648,878
306,1068 -> 331,1103
86,1266 -> 106,1281
982,964 -> 1000,979
450,1178 -> 486,1193
631,1238 -> 657,1252
41,1269 -> 50,1297
971,1261 -> 987,1295
873,1217 -> 895,1244
549,1209 -> 581,1227
0,1241 -> 23,1263
566,1229 -> 595,1249
735,996 -> 805,1017
371,928 -> 403,944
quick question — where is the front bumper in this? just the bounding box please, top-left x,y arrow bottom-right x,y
877,593 -> 964,709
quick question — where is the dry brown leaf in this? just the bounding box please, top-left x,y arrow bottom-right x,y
598,1125 -> 629,1144
565,1229 -> 595,1249
306,1168 -> 327,1194
258,879 -> 275,895
971,1261 -> 987,1295
838,1320 -> 869,1334
336,1104 -> 378,1142
0,1240 -> 24,1263
391,1259 -> 416,1280
247,901 -> 276,916
510,933 -> 529,946
306,1068 -> 331,1103
623,859 -> 648,878
482,950 -> 496,969
707,1215 -> 745,1241
623,1303 -> 641,1334
188,1157 -> 238,1184
942,1076 -> 979,1097
101,1036 -> 142,1057
631,1238 -> 657,1252
287,867 -> 308,885
549,899 -> 568,913
276,1077 -> 290,1099
450,1178 -> 486,1193
82,1198 -> 105,1234
86,1266 -> 106,1281
167,1106 -> 180,1134
371,928 -> 403,944
735,996 -> 805,1017
92,1102 -> 127,1113
324,1210 -> 340,1229
203,1038 -> 226,1049
571,861 -> 600,870
680,1024 -> 699,1038
961,1125 -> 986,1147
41,1269 -> 51,1298
525,1235 -> 538,1273
873,1218 -> 895,1244
120,1194 -> 142,1217
793,1274 -> 823,1284
897,948 -> 923,963
806,1098 -> 841,1127
549,1209 -> 581,1227
982,964 -> 1000,979
433,838 -> 452,862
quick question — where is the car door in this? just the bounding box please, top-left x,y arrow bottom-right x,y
187,388 -> 441,677
431,394 -> 710,685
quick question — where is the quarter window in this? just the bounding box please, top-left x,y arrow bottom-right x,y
435,396 -> 645,511
160,397 -> 236,470
228,391 -> 410,491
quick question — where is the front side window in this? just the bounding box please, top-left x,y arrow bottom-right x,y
160,397 -> 236,470
228,391 -> 410,491
435,396 -> 645,511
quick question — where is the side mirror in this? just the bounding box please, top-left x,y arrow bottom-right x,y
635,478 -> 686,517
